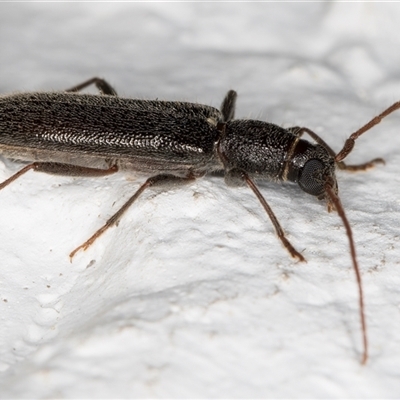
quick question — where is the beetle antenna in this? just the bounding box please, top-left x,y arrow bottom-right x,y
324,183 -> 368,364
336,101 -> 400,163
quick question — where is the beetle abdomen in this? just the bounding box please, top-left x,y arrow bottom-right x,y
0,93 -> 222,169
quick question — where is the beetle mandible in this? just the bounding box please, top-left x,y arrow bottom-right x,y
0,77 -> 397,364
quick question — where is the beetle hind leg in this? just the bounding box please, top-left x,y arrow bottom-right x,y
0,162 -> 119,191
65,77 -> 118,96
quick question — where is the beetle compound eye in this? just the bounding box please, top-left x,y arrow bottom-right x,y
298,159 -> 325,196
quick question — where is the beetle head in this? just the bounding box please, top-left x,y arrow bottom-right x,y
288,141 -> 338,210
297,157 -> 338,211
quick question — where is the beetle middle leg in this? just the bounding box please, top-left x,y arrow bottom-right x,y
69,173 -> 197,260
220,90 -> 237,123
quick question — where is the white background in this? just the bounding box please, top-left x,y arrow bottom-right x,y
1,3 -> 400,398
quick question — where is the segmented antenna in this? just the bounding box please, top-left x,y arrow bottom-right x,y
325,182 -> 368,364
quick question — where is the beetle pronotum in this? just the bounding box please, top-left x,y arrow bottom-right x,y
0,77 -> 397,363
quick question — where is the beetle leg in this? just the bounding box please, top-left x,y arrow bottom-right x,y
65,77 -> 118,96
0,162 -> 118,190
220,90 -> 237,123
225,168 -> 305,263
69,173 -> 196,260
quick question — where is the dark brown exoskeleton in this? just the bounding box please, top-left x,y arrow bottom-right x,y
0,77 -> 398,363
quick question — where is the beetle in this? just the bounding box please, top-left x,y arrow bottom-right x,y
0,77 -> 397,364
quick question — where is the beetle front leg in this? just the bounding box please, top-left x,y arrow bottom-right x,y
69,173 -> 197,261
225,169 -> 305,263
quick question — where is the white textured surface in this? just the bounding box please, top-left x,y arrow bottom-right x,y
1,3 -> 400,398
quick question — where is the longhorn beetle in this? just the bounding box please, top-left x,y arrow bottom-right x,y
0,77 -> 397,364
